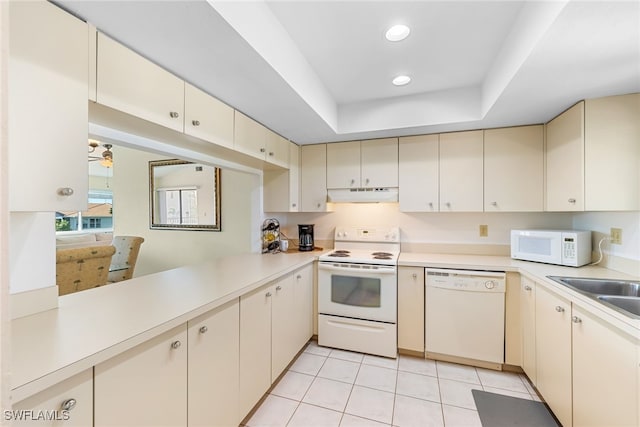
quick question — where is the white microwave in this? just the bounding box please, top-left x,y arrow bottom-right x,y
511,229 -> 592,267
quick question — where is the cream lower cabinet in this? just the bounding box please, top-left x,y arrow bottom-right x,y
240,267 -> 313,417
187,299 -> 240,427
504,272 -> 522,366
94,325 -> 188,426
300,144 -> 328,211
398,135 -> 439,212
12,369 -> 93,427
571,305 -> 638,427
397,267 -> 425,353
535,285 -> 572,427
520,276 -> 537,385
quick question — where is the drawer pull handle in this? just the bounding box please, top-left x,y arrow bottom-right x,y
169,111 -> 179,118
199,326 -> 208,334
524,285 -> 532,291
192,120 -> 200,126
555,306 -> 565,313
171,340 -> 181,349
572,316 -> 582,323
296,275 -> 302,280
57,187 -> 74,196
61,398 -> 76,411
568,198 -> 576,203
266,292 -> 272,297
276,285 -> 282,291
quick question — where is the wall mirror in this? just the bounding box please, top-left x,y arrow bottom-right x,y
149,159 -> 221,231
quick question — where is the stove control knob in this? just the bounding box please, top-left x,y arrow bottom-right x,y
485,280 -> 496,289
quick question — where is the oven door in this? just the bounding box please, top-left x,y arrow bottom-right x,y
318,262 -> 397,323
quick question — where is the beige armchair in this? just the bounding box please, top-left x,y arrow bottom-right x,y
108,236 -> 145,283
56,245 -> 116,296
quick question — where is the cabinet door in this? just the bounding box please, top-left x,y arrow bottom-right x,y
585,93 -> 640,211
96,32 -> 184,132
327,141 -> 361,188
9,0 -> 88,211
188,299 -> 240,427
504,272 -> 522,366
300,144 -> 328,211
572,305 -> 638,427
272,275 -> 297,380
239,285 -> 272,416
546,101 -> 584,211
399,135 -> 439,212
265,130 -> 289,168
484,126 -> 543,212
439,131 -> 484,212
184,83 -> 234,149
95,324 -> 188,426
397,267 -> 425,353
289,143 -> 300,211
263,142 -> 299,212
234,111 -> 267,160
12,369 -> 93,427
535,286 -> 572,427
361,138 -> 399,188
520,276 -> 537,385
293,264 -> 314,350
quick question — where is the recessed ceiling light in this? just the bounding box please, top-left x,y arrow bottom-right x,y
385,24 -> 410,42
392,75 -> 411,86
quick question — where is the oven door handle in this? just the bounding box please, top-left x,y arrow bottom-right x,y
318,263 -> 397,275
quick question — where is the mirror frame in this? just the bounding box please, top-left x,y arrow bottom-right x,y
149,159 -> 221,231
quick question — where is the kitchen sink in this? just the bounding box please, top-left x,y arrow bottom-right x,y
597,296 -> 640,317
547,276 -> 640,319
547,276 -> 640,297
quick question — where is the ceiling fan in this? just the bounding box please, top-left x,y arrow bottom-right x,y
88,139 -> 113,168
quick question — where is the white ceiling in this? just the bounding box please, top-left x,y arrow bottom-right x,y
58,0 -> 640,144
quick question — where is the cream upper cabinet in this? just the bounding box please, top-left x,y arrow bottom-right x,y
327,141 -> 361,188
484,126 -> 544,212
439,130 -> 484,212
399,135 -> 439,212
545,102 -> 585,211
96,32 -> 185,132
234,110 -> 267,161
520,276 -> 537,386
187,299 -> 240,427
572,304 -> 639,427
327,139 -> 398,189
397,266 -> 425,352
9,0 -> 89,212
265,130 -> 290,168
300,144 -> 328,211
12,369 -> 93,427
535,285 -> 572,427
94,324 -> 188,426
361,138 -> 399,188
184,83 -> 234,149
585,93 -> 640,211
263,142 -> 300,212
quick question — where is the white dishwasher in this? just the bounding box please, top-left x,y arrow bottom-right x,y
425,268 -> 506,366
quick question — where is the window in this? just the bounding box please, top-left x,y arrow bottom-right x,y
55,189 -> 113,233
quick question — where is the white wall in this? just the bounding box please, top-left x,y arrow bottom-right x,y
573,211 -> 640,263
271,203 -> 574,252
113,146 -> 257,276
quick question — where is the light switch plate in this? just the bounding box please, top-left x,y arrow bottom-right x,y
610,228 -> 622,245
479,225 -> 488,237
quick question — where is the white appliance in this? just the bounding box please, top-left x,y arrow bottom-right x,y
318,226 -> 399,358
425,268 -> 506,367
511,229 -> 592,267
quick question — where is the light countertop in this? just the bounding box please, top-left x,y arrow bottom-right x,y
11,251 -> 321,402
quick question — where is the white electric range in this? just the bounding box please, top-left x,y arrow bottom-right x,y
317,226 -> 399,358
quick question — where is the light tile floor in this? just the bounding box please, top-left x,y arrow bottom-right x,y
245,341 -> 541,427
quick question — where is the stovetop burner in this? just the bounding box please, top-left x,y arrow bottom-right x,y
372,252 -> 393,257
334,250 -> 351,254
328,252 -> 350,257
373,255 -> 393,260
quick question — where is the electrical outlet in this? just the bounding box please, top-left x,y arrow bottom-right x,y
479,224 -> 488,237
610,228 -> 622,245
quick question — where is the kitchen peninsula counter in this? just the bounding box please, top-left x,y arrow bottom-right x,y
399,252 -> 640,334
11,251 -> 322,402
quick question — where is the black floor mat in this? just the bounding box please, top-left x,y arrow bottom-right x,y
472,389 -> 560,427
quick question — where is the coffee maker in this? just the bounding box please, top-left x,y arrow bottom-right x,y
298,224 -> 314,252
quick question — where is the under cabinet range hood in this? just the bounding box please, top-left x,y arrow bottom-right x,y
327,188 -> 399,203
